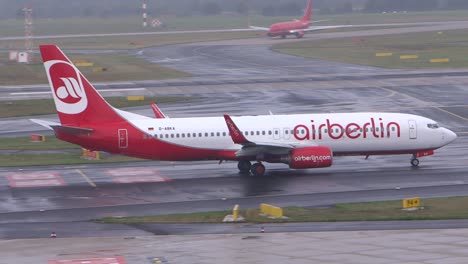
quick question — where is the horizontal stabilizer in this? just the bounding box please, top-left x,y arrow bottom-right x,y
51,125 -> 94,135
30,119 -> 60,130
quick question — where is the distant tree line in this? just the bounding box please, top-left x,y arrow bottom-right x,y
0,0 -> 467,20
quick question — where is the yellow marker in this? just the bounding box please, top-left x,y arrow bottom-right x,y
430,58 -> 450,63
402,197 -> 420,208
260,203 -> 283,217
127,95 -> 145,101
375,52 -> 393,57
233,204 -> 239,220
400,55 -> 418,60
74,62 -> 94,67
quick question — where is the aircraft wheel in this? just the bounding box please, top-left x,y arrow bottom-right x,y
411,158 -> 420,167
250,162 -> 266,177
238,160 -> 252,173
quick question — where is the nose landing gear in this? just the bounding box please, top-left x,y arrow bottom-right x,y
411,154 -> 420,167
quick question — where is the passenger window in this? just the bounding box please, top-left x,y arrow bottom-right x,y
199,133 -> 202,137
176,134 -> 180,138
262,131 -> 266,135
216,132 -> 220,136
205,133 -> 208,137
171,134 -> 174,138
324,129 -> 328,133
268,131 -> 272,135
211,132 -> 215,137
275,130 -> 279,135
256,131 -> 260,135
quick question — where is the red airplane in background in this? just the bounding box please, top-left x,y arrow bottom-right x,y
250,0 -> 352,38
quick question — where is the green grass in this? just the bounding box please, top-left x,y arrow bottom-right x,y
0,153 -> 144,167
0,136 -> 76,150
0,53 -> 192,85
97,196 -> 468,224
0,96 -> 195,118
273,29 -> 468,69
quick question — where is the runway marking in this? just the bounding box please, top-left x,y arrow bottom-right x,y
76,169 -> 96,188
48,256 -> 126,264
7,172 -> 65,188
433,107 -> 468,122
106,168 -> 171,183
379,87 -> 397,98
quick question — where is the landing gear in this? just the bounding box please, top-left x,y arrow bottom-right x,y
411,155 -> 420,167
295,32 -> 304,38
250,162 -> 266,177
238,160 -> 251,173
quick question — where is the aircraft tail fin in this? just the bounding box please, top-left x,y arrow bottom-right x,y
40,44 -> 123,127
301,0 -> 313,22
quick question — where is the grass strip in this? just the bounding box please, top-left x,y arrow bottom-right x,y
273,29 -> 468,69
0,136 -> 76,150
1,96 -> 195,118
96,196 -> 468,224
0,53 -> 192,85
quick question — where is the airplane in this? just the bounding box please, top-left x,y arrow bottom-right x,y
32,44 -> 457,176
250,0 -> 353,39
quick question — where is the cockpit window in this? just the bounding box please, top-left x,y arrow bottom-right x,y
427,123 -> 439,129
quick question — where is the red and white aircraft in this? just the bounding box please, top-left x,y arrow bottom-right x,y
33,45 -> 457,176
250,0 -> 352,39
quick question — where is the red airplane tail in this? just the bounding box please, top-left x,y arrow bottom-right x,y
40,45 -> 122,127
301,0 -> 313,22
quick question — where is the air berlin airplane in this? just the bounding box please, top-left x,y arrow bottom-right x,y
33,45 -> 457,176
250,0 -> 352,38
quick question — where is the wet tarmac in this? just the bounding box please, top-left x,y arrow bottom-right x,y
0,24 -> 467,253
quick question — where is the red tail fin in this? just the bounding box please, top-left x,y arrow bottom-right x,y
40,45 -> 122,126
301,0 -> 313,22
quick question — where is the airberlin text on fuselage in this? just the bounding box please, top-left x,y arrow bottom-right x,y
293,118 -> 401,141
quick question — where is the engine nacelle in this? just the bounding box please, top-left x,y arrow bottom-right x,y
287,146 -> 333,169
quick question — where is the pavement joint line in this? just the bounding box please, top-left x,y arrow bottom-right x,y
433,107 -> 468,122
76,169 -> 96,188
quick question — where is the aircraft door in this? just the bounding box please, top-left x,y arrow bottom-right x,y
118,129 -> 128,148
408,120 -> 417,139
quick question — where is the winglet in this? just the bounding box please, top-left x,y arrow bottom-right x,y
150,102 -> 167,119
223,115 -> 250,145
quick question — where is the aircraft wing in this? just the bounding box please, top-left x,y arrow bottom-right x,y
223,115 -> 316,158
294,25 -> 354,33
249,25 -> 270,31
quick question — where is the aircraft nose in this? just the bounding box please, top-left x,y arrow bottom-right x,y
444,128 -> 457,144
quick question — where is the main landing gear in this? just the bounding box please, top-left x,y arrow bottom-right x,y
411,154 -> 420,167
237,161 -> 266,176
